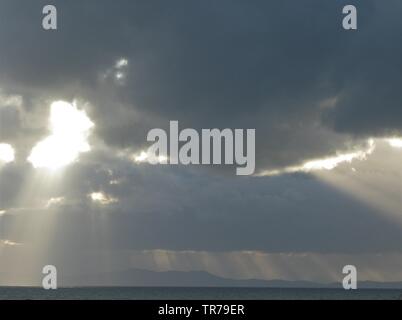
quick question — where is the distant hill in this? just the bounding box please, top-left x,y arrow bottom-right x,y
60,268 -> 325,287
3,268 -> 402,288
59,268 -> 402,289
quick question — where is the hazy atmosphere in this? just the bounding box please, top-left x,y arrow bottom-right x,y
0,0 -> 401,286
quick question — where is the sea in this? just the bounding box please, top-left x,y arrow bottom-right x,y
0,287 -> 401,300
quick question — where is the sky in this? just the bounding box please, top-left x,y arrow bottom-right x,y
0,0 -> 401,285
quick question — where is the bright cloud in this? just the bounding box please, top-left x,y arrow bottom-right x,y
115,58 -> 128,69
0,240 -> 21,247
45,197 -> 65,208
133,151 -> 168,164
302,142 -> 374,171
0,143 -> 15,163
388,138 -> 402,148
261,139 -> 375,176
27,101 -> 94,170
101,58 -> 129,85
89,192 -> 118,205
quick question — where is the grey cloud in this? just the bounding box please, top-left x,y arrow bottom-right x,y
0,105 -> 20,141
0,0 -> 401,284
1,144 -> 402,255
0,1 -> 400,171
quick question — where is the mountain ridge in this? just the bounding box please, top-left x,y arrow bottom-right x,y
2,268 -> 402,288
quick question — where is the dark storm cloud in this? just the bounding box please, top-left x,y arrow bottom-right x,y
102,169 -> 402,254
0,0 -> 401,263
1,147 -> 402,255
321,1 -> 402,136
0,0 -> 400,171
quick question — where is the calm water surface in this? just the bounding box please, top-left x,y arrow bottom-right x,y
1,287 -> 401,300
